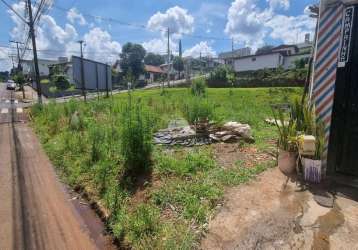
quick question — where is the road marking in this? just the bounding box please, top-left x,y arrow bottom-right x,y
16,108 -> 23,113
1,108 -> 8,114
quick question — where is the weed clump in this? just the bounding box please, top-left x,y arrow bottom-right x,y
119,97 -> 153,176
191,77 -> 207,97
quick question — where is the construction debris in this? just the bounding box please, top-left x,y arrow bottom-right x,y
154,121 -> 254,146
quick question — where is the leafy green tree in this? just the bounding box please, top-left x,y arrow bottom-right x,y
144,53 -> 165,66
120,43 -> 146,81
13,72 -> 26,99
294,58 -> 307,69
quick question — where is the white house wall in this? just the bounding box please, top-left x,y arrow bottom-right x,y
283,54 -> 311,69
233,53 -> 281,72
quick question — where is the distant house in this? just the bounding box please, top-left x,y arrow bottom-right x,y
231,43 -> 311,72
271,45 -> 299,56
21,58 -> 60,77
145,65 -> 164,83
233,52 -> 286,72
219,47 -> 252,65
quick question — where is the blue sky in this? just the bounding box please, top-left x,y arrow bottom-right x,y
0,0 -> 318,71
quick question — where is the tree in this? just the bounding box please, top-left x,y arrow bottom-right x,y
13,72 -> 26,98
256,45 -> 274,55
294,58 -> 307,69
179,40 -> 182,58
173,56 -> 184,79
120,43 -> 146,81
144,53 -> 165,66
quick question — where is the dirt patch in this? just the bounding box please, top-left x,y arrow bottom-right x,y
212,143 -> 275,169
201,168 -> 358,250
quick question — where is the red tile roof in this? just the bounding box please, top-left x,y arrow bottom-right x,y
145,65 -> 164,74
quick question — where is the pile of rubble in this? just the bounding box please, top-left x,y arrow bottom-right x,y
154,121 -> 254,146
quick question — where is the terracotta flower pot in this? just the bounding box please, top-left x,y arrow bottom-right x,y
278,150 -> 297,175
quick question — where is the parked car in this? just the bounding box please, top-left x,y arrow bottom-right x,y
6,80 -> 16,90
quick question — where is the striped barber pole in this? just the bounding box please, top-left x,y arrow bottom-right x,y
313,5 -> 344,161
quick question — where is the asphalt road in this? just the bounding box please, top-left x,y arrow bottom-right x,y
0,83 -> 100,250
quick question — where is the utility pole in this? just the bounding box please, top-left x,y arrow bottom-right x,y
200,51 -> 202,74
231,38 -> 235,69
10,40 -> 24,71
78,40 -> 87,102
167,27 -> 170,88
27,0 -> 42,104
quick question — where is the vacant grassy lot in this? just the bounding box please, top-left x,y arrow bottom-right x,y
30,87 -> 302,249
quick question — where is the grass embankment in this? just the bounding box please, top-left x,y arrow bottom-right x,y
30,87 -> 302,249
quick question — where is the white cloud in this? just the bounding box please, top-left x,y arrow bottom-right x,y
0,48 -> 12,71
225,0 -> 315,50
267,0 -> 290,10
142,38 -> 177,55
267,14 -> 315,44
6,2 -> 120,66
225,0 -> 271,50
67,8 -> 87,26
183,41 -> 216,58
147,6 -> 194,38
82,27 -> 121,64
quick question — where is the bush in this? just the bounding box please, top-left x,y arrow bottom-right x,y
120,97 -> 153,176
181,96 -> 216,125
53,75 -> 70,90
191,77 -> 207,96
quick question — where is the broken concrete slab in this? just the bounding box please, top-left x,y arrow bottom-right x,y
154,121 -> 254,146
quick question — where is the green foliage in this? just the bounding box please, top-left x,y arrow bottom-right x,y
294,58 -> 308,69
173,56 -> 184,72
30,87 -> 302,249
314,121 -> 325,160
120,96 -> 153,175
272,107 -> 297,152
181,96 -> 216,125
207,65 -> 232,84
113,204 -> 160,243
13,72 -> 25,86
144,52 -> 165,66
52,75 -> 70,90
155,149 -> 216,177
120,42 -> 146,80
40,79 -> 50,84
190,77 -> 207,96
290,99 -> 315,135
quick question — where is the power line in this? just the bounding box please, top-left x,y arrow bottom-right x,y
51,3 -> 232,42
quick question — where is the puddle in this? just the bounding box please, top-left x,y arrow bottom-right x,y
312,205 -> 345,249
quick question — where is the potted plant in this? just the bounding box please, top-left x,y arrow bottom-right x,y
301,122 -> 325,183
272,107 -> 298,175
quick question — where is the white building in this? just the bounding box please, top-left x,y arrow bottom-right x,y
219,47 -> 252,65
21,58 -> 63,77
231,44 -> 311,72
233,52 -> 285,72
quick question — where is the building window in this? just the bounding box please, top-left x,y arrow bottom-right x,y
251,57 -> 256,62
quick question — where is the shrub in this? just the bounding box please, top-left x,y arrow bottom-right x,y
208,65 -> 229,83
119,97 -> 153,176
53,75 -> 70,90
191,77 -> 207,96
181,96 -> 216,125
